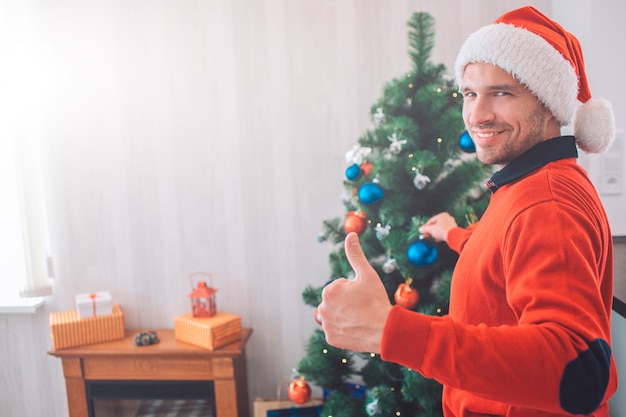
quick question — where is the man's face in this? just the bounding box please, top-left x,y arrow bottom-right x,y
460,63 -> 556,168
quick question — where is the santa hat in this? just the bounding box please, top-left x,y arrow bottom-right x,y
455,6 -> 615,153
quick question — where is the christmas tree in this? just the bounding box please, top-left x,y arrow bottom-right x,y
297,13 -> 491,417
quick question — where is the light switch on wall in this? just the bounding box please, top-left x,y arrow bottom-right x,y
600,130 -> 623,196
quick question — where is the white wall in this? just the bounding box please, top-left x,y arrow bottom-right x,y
555,0 -> 626,236
2,1 -> 625,416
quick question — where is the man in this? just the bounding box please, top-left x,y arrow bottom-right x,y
318,6 -> 618,417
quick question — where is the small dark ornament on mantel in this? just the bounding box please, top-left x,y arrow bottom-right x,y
134,331 -> 159,346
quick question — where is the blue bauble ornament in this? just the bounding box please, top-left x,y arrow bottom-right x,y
345,163 -> 362,181
459,130 -> 476,153
358,183 -> 384,205
407,240 -> 438,267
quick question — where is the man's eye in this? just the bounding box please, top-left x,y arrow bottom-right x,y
495,91 -> 510,96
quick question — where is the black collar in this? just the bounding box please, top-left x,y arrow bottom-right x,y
485,136 -> 578,192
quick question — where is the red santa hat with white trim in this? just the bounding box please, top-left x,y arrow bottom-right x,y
455,6 -> 615,153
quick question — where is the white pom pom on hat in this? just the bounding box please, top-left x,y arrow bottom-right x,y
455,6 -> 615,153
574,99 -> 615,153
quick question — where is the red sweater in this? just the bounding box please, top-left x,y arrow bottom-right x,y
380,142 -> 617,416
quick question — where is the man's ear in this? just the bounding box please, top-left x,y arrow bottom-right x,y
543,104 -> 562,134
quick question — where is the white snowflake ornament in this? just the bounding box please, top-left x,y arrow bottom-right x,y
365,398 -> 380,417
374,223 -> 391,240
373,107 -> 385,126
413,171 -> 431,190
340,191 -> 354,206
370,254 -> 387,265
382,258 -> 398,274
444,158 -> 456,172
345,145 -> 372,165
387,133 -> 408,155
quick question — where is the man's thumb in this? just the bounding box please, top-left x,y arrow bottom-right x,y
344,232 -> 376,279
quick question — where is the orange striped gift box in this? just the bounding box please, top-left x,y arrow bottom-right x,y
49,304 -> 125,350
174,311 -> 241,350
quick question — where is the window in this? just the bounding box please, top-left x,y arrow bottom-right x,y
0,137 -> 52,311
1,8 -> 53,311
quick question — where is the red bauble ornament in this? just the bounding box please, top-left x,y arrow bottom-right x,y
344,211 -> 368,235
288,377 -> 312,404
394,278 -> 420,309
360,161 -> 374,177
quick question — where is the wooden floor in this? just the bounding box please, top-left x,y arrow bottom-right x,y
614,237 -> 626,318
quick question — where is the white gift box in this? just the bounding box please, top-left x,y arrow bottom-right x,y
75,291 -> 113,319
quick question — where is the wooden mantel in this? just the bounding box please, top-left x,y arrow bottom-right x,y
49,328 -> 252,417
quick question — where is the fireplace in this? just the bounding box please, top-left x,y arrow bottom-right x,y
48,328 -> 252,417
86,380 -> 215,417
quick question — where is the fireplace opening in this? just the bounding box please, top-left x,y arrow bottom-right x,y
85,380 -> 216,417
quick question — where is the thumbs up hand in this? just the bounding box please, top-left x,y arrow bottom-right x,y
318,232 -> 392,353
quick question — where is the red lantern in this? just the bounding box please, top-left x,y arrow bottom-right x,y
189,273 -> 217,317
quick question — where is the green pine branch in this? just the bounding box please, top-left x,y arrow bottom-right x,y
408,13 -> 435,78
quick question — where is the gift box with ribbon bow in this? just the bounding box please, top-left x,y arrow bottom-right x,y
174,311 -> 241,350
253,379 -> 323,417
75,291 -> 113,319
49,304 -> 125,350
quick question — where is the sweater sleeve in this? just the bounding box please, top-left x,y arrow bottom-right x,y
446,225 -> 475,254
380,202 -> 616,415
